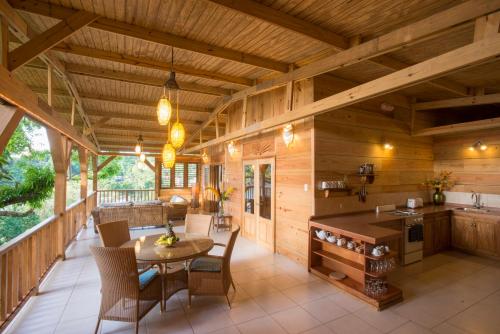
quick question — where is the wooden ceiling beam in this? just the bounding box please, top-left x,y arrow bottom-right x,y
10,0 -> 289,72
414,93 -> 500,110
184,35 -> 500,153
63,63 -> 231,96
0,65 -> 97,153
28,85 -> 212,114
207,0 -> 474,97
414,117 -> 500,136
8,10 -> 98,70
183,0 -> 500,149
0,0 -> 100,148
50,43 -> 252,87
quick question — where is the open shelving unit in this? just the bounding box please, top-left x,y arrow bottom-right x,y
308,227 -> 403,310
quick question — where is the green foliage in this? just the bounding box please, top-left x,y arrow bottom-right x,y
98,156 -> 121,180
0,213 -> 40,245
0,166 -> 54,208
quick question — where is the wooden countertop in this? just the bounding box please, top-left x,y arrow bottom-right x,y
309,204 -> 500,244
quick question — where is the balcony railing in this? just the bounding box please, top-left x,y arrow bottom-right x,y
97,189 -> 156,205
0,192 -> 96,329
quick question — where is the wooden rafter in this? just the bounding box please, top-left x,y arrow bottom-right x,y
143,159 -> 155,173
28,85 -> 212,115
10,0 -> 289,72
207,0 -> 473,97
414,117 -> 500,136
0,65 -> 97,153
0,0 -> 100,148
185,35 -> 500,153
63,64 -> 231,96
8,10 -> 98,70
183,0 -> 500,149
414,93 -> 500,110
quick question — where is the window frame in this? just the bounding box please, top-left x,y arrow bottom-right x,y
160,161 -> 199,189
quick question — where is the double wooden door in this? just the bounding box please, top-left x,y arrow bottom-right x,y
242,158 -> 275,251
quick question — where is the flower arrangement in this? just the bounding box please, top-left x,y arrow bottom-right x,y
205,186 -> 234,215
423,171 -> 455,191
424,171 -> 455,205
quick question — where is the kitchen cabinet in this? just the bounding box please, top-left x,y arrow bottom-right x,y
423,213 -> 451,257
452,213 -> 499,258
452,215 -> 476,251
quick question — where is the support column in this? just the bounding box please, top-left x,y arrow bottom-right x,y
0,105 -> 23,155
155,157 -> 161,199
92,153 -> 98,200
48,130 -> 72,260
78,147 -> 88,199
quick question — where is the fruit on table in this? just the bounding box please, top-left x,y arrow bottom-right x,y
155,234 -> 179,247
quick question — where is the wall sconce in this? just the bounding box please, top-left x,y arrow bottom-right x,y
227,141 -> 236,156
469,140 -> 487,151
201,152 -> 209,164
282,124 -> 294,147
383,142 -> 394,150
139,152 -> 146,162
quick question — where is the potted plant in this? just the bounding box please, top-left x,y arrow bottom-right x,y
205,186 -> 234,216
424,171 -> 455,205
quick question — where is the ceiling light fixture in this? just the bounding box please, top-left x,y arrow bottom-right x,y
134,135 -> 143,154
157,48 -> 180,126
139,152 -> 146,162
162,122 -> 176,168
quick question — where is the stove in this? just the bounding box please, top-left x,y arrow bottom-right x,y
388,209 -> 420,216
388,210 -> 424,265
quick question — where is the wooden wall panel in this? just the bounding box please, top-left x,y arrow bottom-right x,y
314,108 -> 434,216
434,130 -> 500,194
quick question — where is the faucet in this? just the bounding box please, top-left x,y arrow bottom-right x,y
471,192 -> 482,209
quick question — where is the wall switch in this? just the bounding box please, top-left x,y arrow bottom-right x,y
304,184 -> 308,192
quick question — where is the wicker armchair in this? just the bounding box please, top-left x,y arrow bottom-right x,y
90,247 -> 162,334
185,213 -> 213,236
188,224 -> 240,308
96,220 -> 130,247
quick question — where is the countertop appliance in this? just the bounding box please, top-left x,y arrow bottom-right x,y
407,198 -> 423,209
388,210 -> 424,265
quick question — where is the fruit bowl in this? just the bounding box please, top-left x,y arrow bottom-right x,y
154,235 -> 179,248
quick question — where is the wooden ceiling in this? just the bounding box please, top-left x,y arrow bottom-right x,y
5,0 -> 500,155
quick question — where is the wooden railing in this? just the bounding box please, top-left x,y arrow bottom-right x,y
0,192 -> 96,328
97,189 -> 156,205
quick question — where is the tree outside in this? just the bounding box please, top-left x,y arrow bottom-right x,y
0,117 -> 155,245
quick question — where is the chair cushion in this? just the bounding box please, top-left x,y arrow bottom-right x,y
139,268 -> 158,290
190,257 -> 222,272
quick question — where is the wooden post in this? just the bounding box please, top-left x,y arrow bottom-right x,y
78,147 -> 88,199
0,16 -> 8,67
154,157 -> 161,199
92,153 -> 98,194
70,98 -> 75,126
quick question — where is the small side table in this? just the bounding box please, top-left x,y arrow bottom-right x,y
215,215 -> 232,232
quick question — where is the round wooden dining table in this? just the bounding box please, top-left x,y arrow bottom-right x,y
121,233 -> 214,311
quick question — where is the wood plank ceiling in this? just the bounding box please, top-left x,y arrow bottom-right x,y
5,0 -> 500,154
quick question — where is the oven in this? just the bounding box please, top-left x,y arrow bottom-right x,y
402,215 -> 424,265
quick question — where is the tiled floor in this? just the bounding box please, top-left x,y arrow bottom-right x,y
6,223 -> 500,334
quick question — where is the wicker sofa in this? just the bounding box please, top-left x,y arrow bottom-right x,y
92,200 -> 168,232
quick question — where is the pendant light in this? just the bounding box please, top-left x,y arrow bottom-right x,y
157,48 -> 180,126
162,122 -> 176,168
139,152 -> 146,162
134,135 -> 143,154
171,103 -> 185,148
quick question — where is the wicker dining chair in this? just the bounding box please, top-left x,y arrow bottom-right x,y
96,220 -> 130,247
185,213 -> 213,236
188,224 -> 240,308
90,246 -> 162,334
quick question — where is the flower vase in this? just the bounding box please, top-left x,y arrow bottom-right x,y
433,188 -> 446,205
219,200 -> 225,217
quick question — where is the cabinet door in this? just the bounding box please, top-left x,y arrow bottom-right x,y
434,215 -> 451,252
475,217 -> 498,257
452,215 -> 476,251
423,217 -> 435,256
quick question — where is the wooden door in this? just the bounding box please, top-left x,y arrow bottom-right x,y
242,161 -> 257,240
255,158 -> 275,251
475,217 -> 498,257
451,215 -> 476,251
242,158 -> 275,251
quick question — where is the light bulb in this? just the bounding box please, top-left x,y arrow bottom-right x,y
139,152 -> 146,162
135,143 -> 141,154
480,144 -> 487,151
227,141 -> 236,156
157,96 -> 172,125
384,143 -> 394,150
469,146 -> 475,151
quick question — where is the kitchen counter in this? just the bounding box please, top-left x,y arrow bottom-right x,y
309,204 -> 500,244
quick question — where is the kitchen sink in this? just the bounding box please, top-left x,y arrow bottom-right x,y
454,207 -> 491,214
